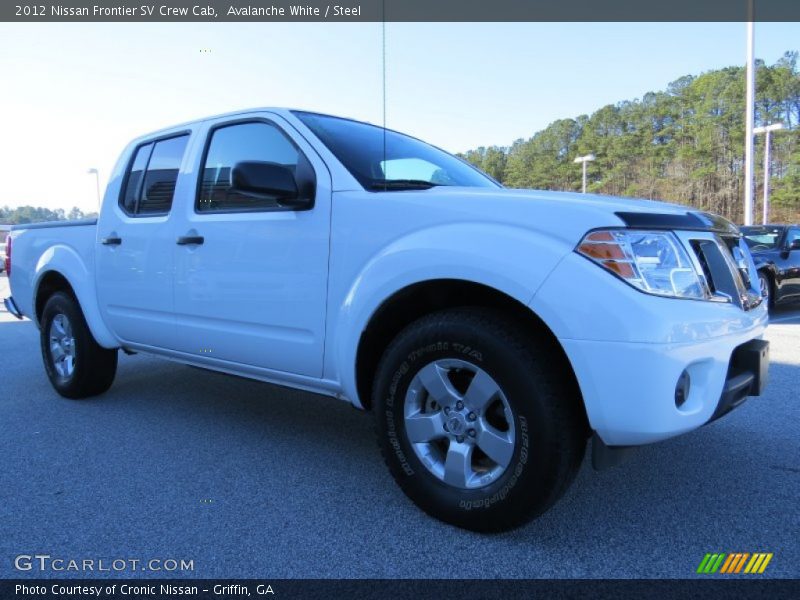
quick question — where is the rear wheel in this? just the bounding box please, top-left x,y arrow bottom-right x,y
373,308 -> 586,532
40,292 -> 118,399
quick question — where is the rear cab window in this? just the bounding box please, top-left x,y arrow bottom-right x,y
120,134 -> 190,216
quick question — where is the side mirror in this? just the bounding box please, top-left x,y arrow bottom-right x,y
231,161 -> 311,209
789,239 -> 800,251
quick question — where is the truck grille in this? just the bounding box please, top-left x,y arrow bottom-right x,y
687,235 -> 762,311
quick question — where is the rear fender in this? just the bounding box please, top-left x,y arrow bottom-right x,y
33,245 -> 117,348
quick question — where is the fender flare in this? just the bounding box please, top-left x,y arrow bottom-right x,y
33,245 -> 118,348
327,223 -> 571,407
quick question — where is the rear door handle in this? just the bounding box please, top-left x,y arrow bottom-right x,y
177,235 -> 204,246
101,236 -> 122,246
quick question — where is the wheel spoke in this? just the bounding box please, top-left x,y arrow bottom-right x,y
405,411 -> 445,443
52,315 -> 66,336
417,362 -> 458,405
50,341 -> 65,361
477,424 -> 515,468
462,369 -> 500,412
444,442 -> 473,487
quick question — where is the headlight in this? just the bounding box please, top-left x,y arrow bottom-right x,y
576,229 -> 707,300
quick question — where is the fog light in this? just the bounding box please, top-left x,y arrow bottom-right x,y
675,370 -> 691,408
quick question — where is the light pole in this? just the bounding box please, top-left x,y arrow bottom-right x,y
87,168 -> 101,208
753,123 -> 784,225
573,154 -> 595,194
743,3 -> 756,225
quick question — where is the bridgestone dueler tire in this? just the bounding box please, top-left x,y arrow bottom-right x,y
40,292 -> 118,399
373,308 -> 586,532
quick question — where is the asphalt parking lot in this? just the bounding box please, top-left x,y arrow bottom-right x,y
0,273 -> 798,579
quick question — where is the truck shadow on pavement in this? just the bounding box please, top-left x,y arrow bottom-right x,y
2,314 -> 798,577
107,350 -> 798,546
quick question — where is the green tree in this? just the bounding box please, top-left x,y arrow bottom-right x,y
461,53 -> 800,223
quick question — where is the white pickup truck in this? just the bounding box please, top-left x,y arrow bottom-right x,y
5,109 -> 770,531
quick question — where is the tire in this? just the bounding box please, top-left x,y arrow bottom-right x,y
40,291 -> 118,399
373,308 -> 586,532
758,271 -> 773,309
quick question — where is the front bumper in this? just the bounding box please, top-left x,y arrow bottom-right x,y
561,327 -> 769,446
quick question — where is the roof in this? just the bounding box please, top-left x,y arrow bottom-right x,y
132,108 -> 389,146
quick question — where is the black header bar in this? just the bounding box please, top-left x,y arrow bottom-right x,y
3,0 -> 800,22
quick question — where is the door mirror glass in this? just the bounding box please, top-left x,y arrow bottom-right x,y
788,239 -> 800,251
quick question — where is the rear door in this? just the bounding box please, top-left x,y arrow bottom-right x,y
96,132 -> 193,348
171,113 -> 331,377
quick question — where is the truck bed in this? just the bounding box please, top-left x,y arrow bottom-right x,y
10,218 -> 98,231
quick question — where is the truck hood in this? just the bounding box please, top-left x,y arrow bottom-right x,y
362,186 -> 737,244
432,187 -> 693,216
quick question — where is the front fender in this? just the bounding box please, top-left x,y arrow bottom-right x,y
328,223 -> 572,407
33,245 -> 118,348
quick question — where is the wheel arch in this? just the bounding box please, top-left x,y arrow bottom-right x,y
353,278 -> 588,429
35,271 -> 77,323
32,257 -> 117,348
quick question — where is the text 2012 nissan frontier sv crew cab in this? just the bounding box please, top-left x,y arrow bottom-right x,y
5,109 -> 770,531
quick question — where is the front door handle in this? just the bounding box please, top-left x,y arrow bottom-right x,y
177,235 -> 204,246
101,236 -> 122,246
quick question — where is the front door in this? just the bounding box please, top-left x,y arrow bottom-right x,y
172,115 -> 331,377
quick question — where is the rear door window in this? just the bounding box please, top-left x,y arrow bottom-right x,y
120,143 -> 152,214
120,134 -> 189,216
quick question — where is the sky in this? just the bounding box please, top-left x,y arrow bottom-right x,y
0,21 -> 798,213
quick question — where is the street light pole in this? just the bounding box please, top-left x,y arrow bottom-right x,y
754,123 -> 784,225
573,154 -> 596,194
87,168 -> 101,208
743,3 -> 756,225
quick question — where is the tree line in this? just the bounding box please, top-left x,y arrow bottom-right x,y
459,52 -> 800,224
0,205 -> 98,225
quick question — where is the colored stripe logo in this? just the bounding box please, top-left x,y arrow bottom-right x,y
697,552 -> 773,574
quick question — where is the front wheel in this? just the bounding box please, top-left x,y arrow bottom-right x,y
373,308 -> 586,532
40,292 -> 118,399
758,271 -> 773,309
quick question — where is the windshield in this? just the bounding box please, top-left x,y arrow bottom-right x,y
740,226 -> 783,251
293,111 -> 499,191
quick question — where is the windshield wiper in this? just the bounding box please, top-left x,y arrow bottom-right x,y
367,179 -> 445,191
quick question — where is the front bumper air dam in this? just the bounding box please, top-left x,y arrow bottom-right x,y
590,338 -> 770,470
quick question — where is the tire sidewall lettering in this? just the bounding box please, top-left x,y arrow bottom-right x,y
459,415 -> 528,511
